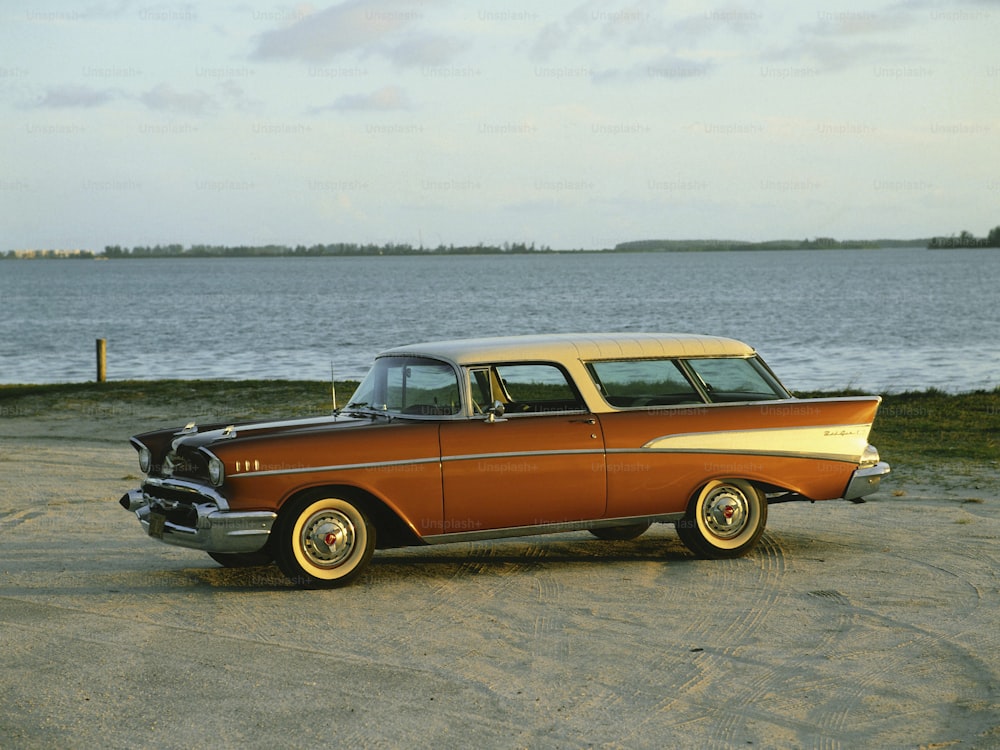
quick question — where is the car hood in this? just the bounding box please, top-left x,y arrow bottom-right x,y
166,414 -> 389,451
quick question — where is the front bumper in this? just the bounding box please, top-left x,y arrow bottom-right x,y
120,481 -> 276,554
843,461 -> 891,501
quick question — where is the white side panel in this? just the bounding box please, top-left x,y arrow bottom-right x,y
642,424 -> 872,463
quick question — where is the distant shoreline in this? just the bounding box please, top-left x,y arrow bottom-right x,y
1,238 -> 941,259
8,235 -> 1000,259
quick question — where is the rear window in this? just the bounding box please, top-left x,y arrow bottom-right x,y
684,357 -> 788,402
588,356 -> 787,407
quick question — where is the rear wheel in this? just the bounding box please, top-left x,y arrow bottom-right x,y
676,479 -> 766,558
589,522 -> 651,541
272,491 -> 375,588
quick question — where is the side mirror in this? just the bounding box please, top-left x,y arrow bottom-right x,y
485,400 -> 506,423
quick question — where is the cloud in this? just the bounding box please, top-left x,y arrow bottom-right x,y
385,33 -> 466,67
28,81 -> 250,115
530,1 -> 760,61
312,84 -> 411,112
529,0 -> 931,83
251,0 -> 425,64
765,39 -> 916,72
760,2 -> 927,72
529,22 -> 569,63
139,83 -> 216,115
216,79 -> 261,111
593,53 -> 714,84
802,7 -> 919,37
529,2 -> 733,79
671,5 -> 765,39
529,2 -> 606,62
33,85 -> 119,108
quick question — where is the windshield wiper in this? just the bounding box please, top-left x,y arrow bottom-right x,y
340,402 -> 393,420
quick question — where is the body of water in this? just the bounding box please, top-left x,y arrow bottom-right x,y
1,248 -> 997,393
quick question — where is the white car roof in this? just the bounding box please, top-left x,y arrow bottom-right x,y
379,333 -> 756,366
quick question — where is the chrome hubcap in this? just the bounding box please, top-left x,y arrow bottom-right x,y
702,487 -> 750,539
301,509 -> 356,567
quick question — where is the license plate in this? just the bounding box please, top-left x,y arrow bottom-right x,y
148,510 -> 166,539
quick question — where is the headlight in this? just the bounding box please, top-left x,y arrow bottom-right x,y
138,446 -> 152,474
207,455 -> 225,486
859,444 -> 880,468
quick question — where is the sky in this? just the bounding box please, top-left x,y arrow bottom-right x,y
2,0 -> 998,251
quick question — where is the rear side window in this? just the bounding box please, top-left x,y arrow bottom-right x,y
588,356 -> 788,408
588,359 -> 701,407
685,357 -> 787,402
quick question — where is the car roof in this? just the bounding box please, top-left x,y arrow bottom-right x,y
379,333 -> 756,366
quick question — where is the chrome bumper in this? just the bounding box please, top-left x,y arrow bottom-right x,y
120,487 -> 275,554
843,461 -> 891,501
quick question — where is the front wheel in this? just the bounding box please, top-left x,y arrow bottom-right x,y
272,492 -> 376,588
676,479 -> 766,559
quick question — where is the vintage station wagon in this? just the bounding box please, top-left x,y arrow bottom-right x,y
120,333 -> 890,587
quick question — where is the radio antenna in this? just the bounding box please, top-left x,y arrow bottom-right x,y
330,361 -> 337,413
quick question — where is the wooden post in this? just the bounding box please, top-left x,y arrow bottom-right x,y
96,338 -> 107,383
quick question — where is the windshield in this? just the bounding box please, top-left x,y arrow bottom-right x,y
347,356 -> 462,416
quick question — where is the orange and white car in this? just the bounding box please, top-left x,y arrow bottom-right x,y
120,333 -> 890,587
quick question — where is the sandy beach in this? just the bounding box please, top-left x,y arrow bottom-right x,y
1,405 -> 999,749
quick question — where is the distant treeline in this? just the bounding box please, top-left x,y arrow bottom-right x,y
100,242 -> 554,258
928,226 -> 1000,249
6,232 -> 997,259
612,237 -> 927,252
96,237 -> 933,257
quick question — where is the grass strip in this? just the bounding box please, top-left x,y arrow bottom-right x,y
2,381 -> 997,466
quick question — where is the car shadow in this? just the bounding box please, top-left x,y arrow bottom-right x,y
179,528 -> 771,590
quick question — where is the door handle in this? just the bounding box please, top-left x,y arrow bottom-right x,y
569,417 -> 596,424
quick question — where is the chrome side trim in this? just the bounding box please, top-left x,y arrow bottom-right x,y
225,439 -> 860,481
220,421 -> 876,482
236,456 -> 441,478
421,512 -> 684,544
441,449 -> 604,463
234,450 -> 607,478
598,394 -> 880,413
608,447 -> 861,464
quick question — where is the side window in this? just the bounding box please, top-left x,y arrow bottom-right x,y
684,357 -> 787,402
489,363 -> 584,414
588,359 -> 701,407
